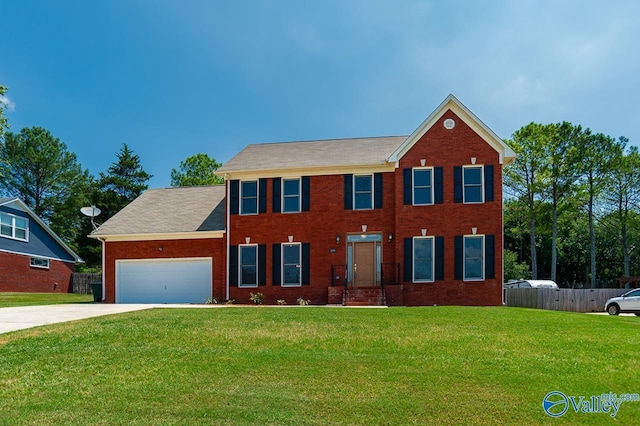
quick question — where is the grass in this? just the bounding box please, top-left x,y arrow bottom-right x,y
0,306 -> 638,425
0,292 -> 93,307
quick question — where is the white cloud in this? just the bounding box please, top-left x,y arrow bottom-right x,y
0,95 -> 15,112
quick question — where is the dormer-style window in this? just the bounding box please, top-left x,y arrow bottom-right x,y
0,212 -> 28,241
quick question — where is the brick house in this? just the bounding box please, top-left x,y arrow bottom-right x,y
0,197 -> 82,292
93,94 -> 515,305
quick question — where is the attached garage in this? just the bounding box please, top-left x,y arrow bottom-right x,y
91,186 -> 227,303
116,258 -> 212,304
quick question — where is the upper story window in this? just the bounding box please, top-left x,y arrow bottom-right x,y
0,212 -> 28,241
413,168 -> 434,205
241,181 -> 258,215
463,166 -> 483,203
282,178 -> 301,213
353,175 -> 373,210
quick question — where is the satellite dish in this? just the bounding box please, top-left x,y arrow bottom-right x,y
80,206 -> 101,231
81,206 -> 101,218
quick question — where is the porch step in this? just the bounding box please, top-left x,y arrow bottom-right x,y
343,287 -> 386,306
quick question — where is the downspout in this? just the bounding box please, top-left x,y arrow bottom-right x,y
225,175 -> 230,301
99,237 -> 106,302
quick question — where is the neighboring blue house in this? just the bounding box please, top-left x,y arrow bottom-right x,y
0,197 -> 82,292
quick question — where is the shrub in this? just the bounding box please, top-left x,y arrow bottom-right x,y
277,299 -> 287,305
249,292 -> 264,305
297,297 -> 310,306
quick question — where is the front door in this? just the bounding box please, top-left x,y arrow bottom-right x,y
353,242 -> 377,287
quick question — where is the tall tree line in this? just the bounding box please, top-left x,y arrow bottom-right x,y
504,122 -> 640,287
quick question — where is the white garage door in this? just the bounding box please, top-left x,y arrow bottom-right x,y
116,258 -> 212,304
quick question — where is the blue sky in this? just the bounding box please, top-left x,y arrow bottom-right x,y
1,0 -> 639,188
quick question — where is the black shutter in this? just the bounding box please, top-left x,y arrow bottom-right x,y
484,165 -> 494,202
374,173 -> 383,209
344,174 -> 353,210
272,243 -> 281,285
230,180 -> 239,215
454,166 -> 463,203
272,178 -> 281,213
229,245 -> 238,287
259,179 -> 267,213
404,237 -> 413,282
302,176 -> 310,212
454,236 -> 463,280
434,167 -> 444,204
435,236 -> 444,281
258,244 -> 267,286
403,168 -> 412,205
485,235 -> 495,279
302,243 -> 311,285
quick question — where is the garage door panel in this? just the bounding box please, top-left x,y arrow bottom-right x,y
117,259 -> 212,304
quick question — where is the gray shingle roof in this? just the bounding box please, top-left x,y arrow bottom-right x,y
216,136 -> 408,174
92,186 -> 226,236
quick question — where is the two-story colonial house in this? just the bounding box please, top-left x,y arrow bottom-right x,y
92,94 -> 515,305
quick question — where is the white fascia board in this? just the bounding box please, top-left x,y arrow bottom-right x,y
218,163 -> 396,181
90,231 -> 225,242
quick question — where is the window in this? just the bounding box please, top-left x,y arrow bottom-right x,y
282,178 -> 301,213
0,212 -> 28,241
413,237 -> 434,282
30,257 -> 50,269
239,245 -> 258,287
463,166 -> 483,203
353,175 -> 373,210
282,243 -> 301,286
241,181 -> 258,215
464,235 -> 484,280
413,168 -> 433,205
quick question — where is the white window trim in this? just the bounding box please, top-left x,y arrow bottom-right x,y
413,236 -> 435,283
282,177 -> 301,214
353,174 -> 373,210
412,167 -> 434,206
238,244 -> 259,288
463,165 -> 484,204
240,180 -> 259,216
30,256 -> 50,269
463,234 -> 485,281
281,242 -> 302,287
0,212 -> 29,242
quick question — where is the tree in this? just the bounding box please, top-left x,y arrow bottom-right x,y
170,153 -> 224,187
96,143 -> 152,219
577,132 -> 624,287
0,84 -> 9,141
0,126 -> 92,242
503,250 -> 531,281
504,123 -> 547,279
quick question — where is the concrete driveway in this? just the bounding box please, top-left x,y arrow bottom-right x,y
0,304 -> 155,334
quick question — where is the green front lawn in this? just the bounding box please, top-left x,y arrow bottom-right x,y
0,307 -> 637,425
0,292 -> 93,307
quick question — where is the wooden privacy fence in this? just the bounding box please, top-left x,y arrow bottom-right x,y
71,273 -> 101,294
504,288 -> 628,313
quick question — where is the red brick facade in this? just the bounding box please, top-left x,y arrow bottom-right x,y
102,238 -> 225,303
0,251 -> 75,293
227,110 -> 504,306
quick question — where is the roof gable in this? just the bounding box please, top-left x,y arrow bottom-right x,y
0,198 -> 83,263
388,94 -> 516,165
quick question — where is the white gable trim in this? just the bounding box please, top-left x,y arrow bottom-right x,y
387,94 -> 516,165
0,198 -> 83,263
91,230 -> 225,242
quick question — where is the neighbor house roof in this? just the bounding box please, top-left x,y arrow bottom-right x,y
90,186 -> 226,241
216,94 -> 516,179
0,197 -> 83,263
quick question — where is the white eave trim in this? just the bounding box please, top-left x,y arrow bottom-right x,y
387,94 -> 517,166
89,230 -> 225,242
216,162 -> 396,180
